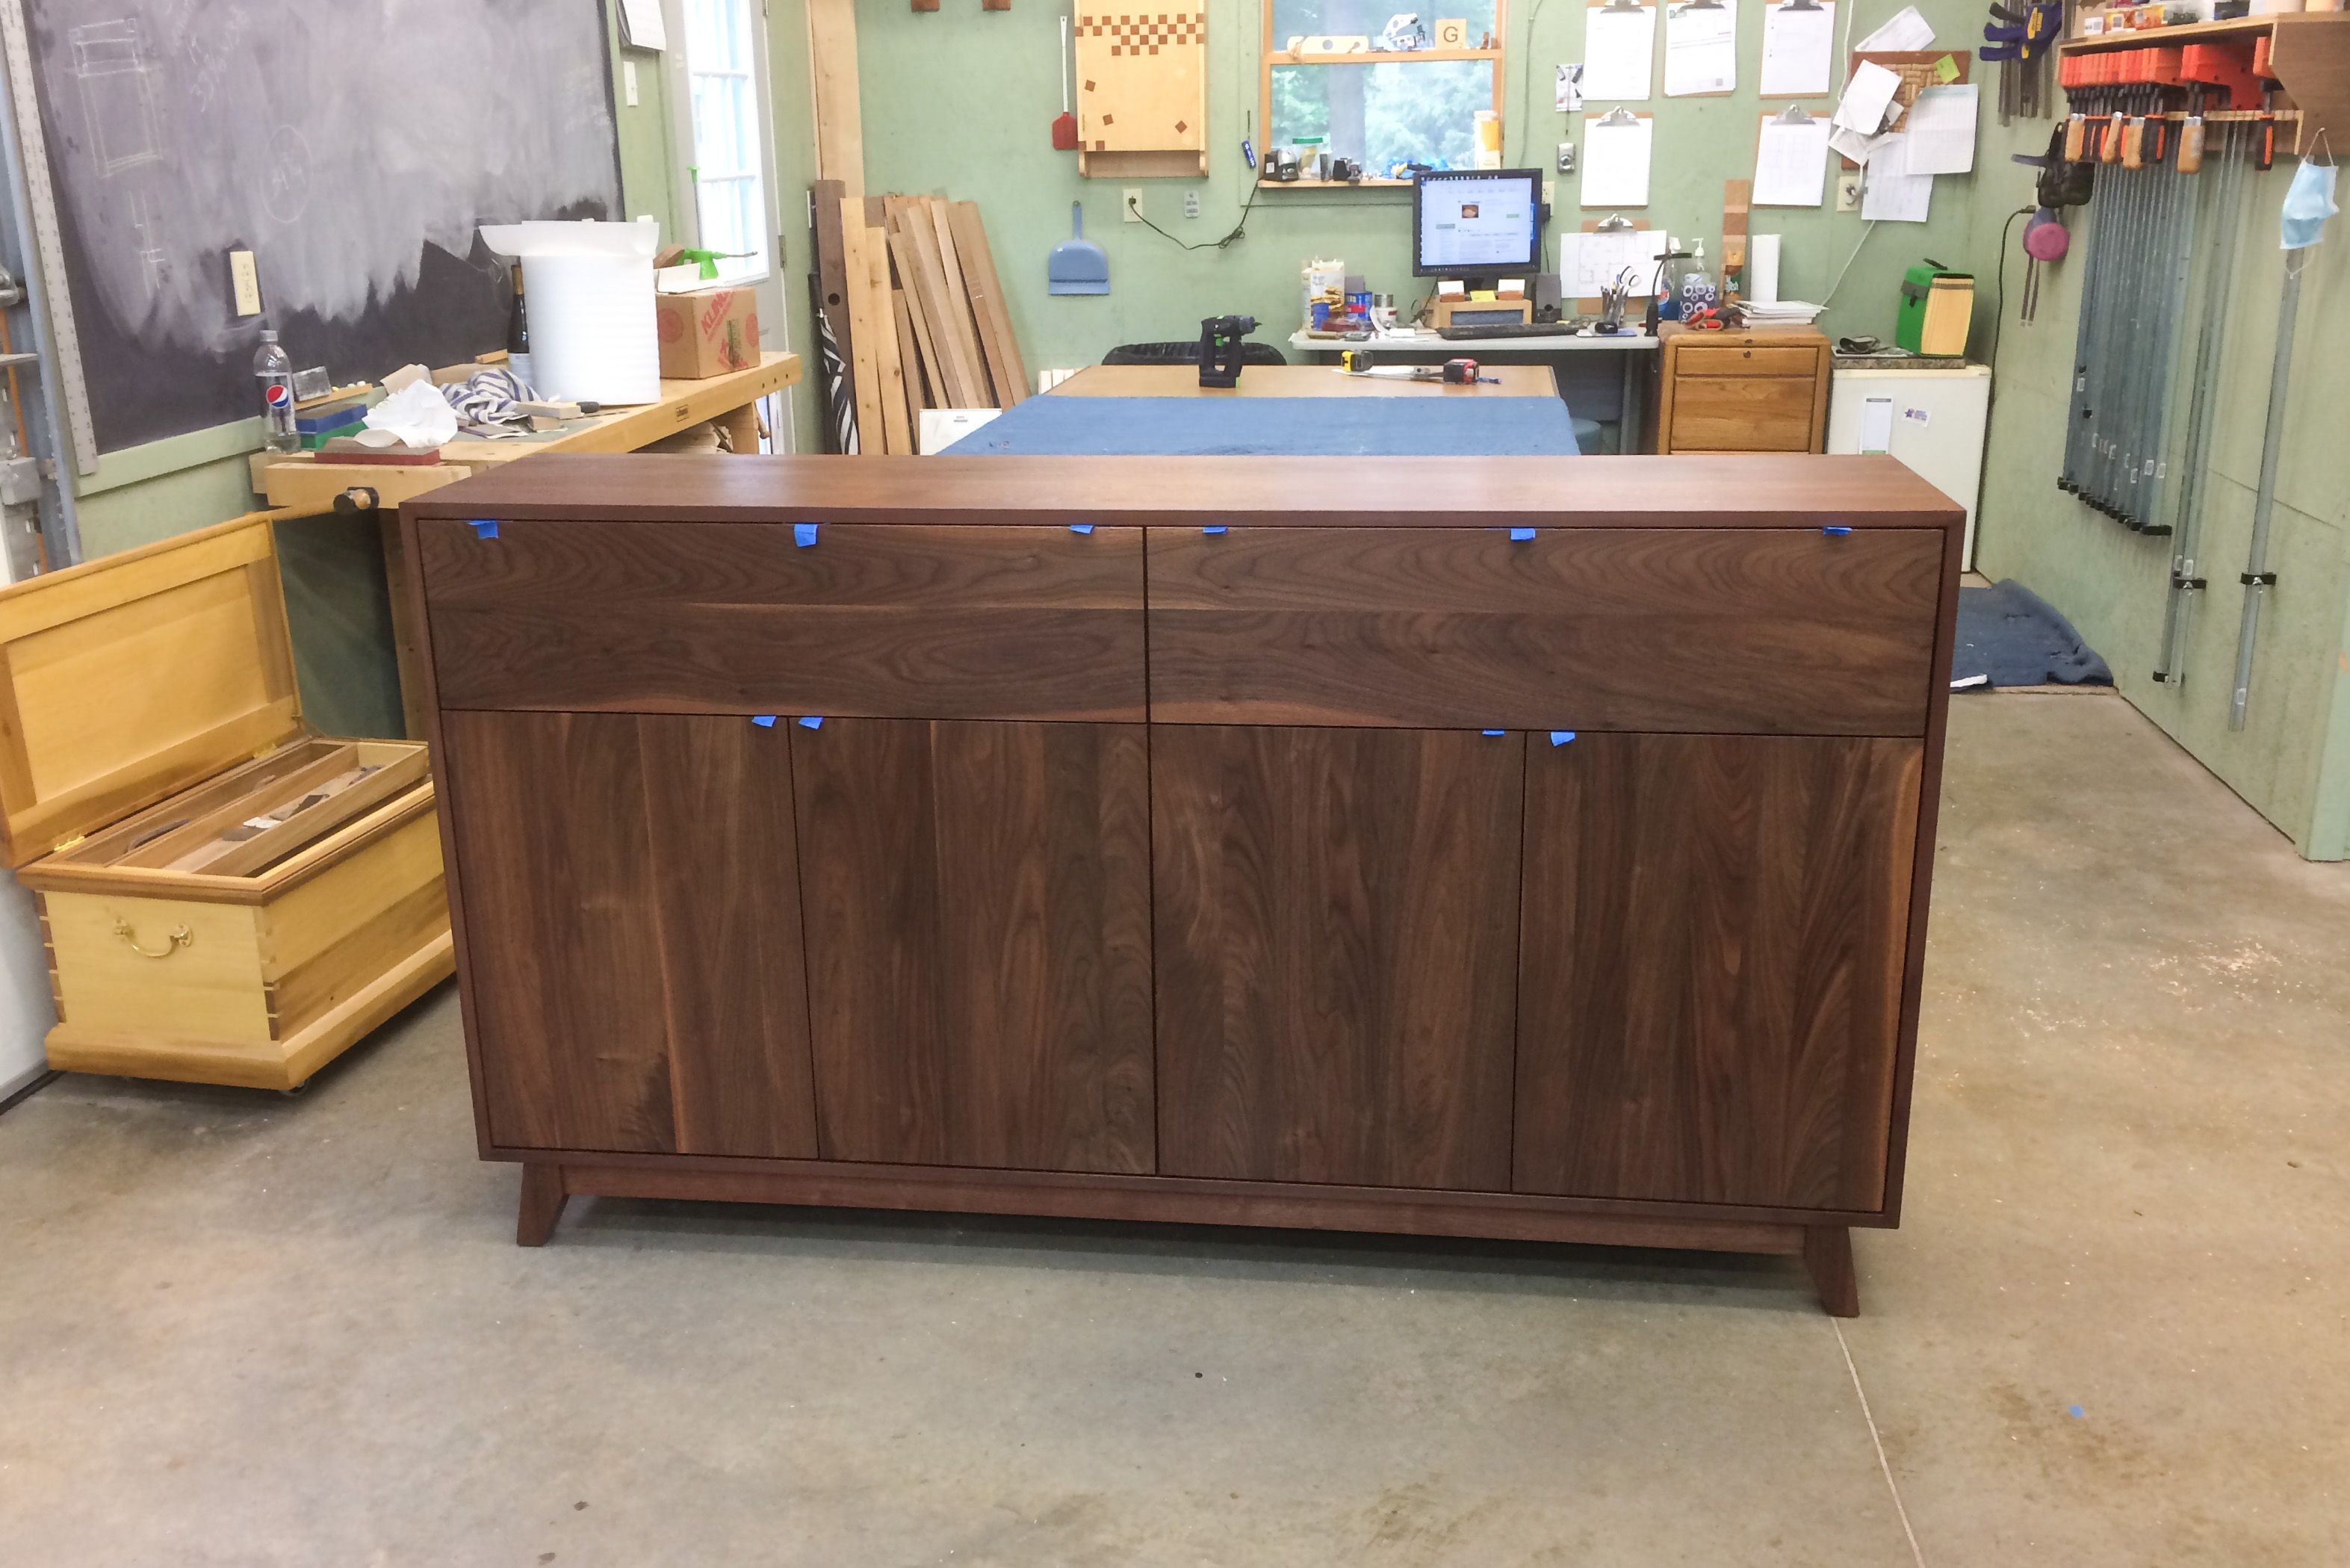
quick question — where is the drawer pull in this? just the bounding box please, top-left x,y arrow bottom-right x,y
113,920 -> 193,960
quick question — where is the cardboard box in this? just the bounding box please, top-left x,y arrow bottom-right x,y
656,287 -> 760,379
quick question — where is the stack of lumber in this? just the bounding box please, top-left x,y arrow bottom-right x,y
811,181 -> 1028,455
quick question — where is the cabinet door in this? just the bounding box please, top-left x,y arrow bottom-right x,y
791,719 -> 1156,1174
439,712 -> 818,1157
1153,726 -> 1524,1191
1514,734 -> 1920,1211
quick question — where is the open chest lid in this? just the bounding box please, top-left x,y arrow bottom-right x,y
0,514 -> 305,869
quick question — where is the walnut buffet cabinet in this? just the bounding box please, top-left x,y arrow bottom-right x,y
404,454 -> 1962,1314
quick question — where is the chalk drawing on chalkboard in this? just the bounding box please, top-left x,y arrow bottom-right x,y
129,188 -> 166,298
69,19 -> 162,175
263,125 -> 311,225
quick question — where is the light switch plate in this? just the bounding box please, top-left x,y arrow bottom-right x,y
1123,188 -> 1143,222
228,250 -> 261,317
624,58 -> 639,107
1837,174 -> 1863,213
1543,179 -> 1556,207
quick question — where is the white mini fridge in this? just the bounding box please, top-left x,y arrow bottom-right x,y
1827,363 -> 1991,570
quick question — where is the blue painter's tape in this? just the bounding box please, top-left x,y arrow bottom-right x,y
468,519 -> 499,539
1070,522 -> 1095,535
1482,729 -> 1506,737
1203,525 -> 1228,535
1823,525 -> 1852,536
796,716 -> 824,730
1549,731 -> 1577,746
751,715 -> 778,728
795,522 -> 819,548
2068,1404 -> 2085,1419
1508,526 -> 1537,542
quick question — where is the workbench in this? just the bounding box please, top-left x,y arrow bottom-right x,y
406,453 -> 1962,1315
1287,329 -> 1658,452
263,352 -> 800,736
1047,363 -> 1560,397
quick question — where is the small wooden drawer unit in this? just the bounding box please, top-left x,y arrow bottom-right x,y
406,453 -> 1963,1315
0,516 -> 453,1090
1654,324 -> 1832,455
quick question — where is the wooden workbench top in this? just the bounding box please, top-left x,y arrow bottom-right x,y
408,452 -> 1963,530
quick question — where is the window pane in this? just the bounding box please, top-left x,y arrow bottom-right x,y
1268,60 -> 1493,176
1271,0 -> 1498,49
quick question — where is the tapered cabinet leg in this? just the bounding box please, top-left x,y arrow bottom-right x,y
1804,1225 -> 1860,1317
517,1162 -> 569,1247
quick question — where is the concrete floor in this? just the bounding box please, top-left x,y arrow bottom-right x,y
1,694 -> 2345,1567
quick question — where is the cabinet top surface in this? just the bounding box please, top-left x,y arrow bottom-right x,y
406,454 -> 1963,530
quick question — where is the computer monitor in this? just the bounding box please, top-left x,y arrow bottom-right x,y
1413,169 -> 1544,277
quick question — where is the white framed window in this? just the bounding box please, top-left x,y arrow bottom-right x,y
680,0 -> 770,284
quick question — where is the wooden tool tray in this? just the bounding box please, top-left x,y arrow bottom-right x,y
0,515 -> 453,1090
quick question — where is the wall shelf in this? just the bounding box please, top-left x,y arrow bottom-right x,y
2058,13 -> 2349,151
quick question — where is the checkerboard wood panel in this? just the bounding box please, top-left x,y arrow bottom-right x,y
1075,10 -> 1208,164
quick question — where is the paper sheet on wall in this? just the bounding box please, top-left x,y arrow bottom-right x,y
1581,115 -> 1655,206
1858,396 -> 1896,453
1900,84 -> 1979,173
1828,125 -> 1894,164
1557,63 -> 1586,111
1832,60 -> 1903,132
1860,134 -> 1933,220
1582,4 -> 1658,102
1664,1 -> 1737,97
1752,117 -> 1832,205
1760,2 -> 1835,96
1557,226 -> 1668,295
616,0 -> 666,50
1855,4 -> 1934,52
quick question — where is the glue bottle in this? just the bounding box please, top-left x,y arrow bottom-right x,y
253,330 -> 297,453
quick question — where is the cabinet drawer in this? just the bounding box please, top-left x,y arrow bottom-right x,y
1669,376 -> 1818,452
1148,526 -> 1943,734
419,520 -> 1147,722
1673,344 -> 1820,377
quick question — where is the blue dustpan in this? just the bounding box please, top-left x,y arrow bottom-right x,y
1047,201 -> 1109,295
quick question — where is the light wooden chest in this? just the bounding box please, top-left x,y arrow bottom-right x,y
0,515 -> 452,1090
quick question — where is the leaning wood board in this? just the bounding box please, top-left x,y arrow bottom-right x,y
0,515 -> 453,1089
404,453 -> 1964,1315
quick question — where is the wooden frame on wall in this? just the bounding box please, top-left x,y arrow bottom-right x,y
1259,1 -> 1510,188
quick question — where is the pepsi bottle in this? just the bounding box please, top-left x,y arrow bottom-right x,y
254,329 -> 297,453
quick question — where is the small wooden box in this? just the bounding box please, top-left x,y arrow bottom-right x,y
0,515 -> 453,1090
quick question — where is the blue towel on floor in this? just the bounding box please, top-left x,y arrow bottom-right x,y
954,394 -> 1582,456
1953,580 -> 2112,689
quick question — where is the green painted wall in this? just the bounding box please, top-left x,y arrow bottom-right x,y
851,0 -> 1994,389
1963,108 -> 2350,859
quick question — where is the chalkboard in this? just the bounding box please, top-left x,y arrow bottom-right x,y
23,0 -> 622,452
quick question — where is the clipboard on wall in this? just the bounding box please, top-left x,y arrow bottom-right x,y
1661,0 -> 1737,99
1581,0 -> 1658,103
1580,107 -> 1655,208
1566,212 -> 1666,312
1759,0 -> 1835,99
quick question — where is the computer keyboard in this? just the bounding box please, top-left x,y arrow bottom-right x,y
1435,322 -> 1576,341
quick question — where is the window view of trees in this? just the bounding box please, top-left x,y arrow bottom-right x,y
1270,61 -> 1495,176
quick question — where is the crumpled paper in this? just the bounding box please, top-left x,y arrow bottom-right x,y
362,376 -> 459,447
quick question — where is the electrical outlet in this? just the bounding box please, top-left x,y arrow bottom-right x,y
1122,188 -> 1144,223
1543,180 -> 1556,207
228,250 -> 261,317
623,58 -> 639,108
1557,140 -> 1576,173
1184,189 -> 1202,218
1837,175 -> 1863,213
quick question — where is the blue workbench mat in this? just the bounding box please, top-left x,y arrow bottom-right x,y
951,393 -> 1581,456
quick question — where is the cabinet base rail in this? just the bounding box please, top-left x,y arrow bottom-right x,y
512,1158 -> 1864,1317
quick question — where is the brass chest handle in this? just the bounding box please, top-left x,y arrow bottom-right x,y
113,920 -> 193,959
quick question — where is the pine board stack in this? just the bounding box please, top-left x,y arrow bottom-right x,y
810,184 -> 1028,455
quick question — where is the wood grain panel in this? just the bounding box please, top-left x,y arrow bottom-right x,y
419,521 -> 1145,721
1153,726 -> 1522,1191
792,719 -> 1155,1174
439,712 -> 816,1157
1148,527 -> 1942,734
1668,377 -> 1817,452
1513,733 -> 1920,1211
1669,345 -> 1820,377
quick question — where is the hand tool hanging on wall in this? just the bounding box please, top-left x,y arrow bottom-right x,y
1052,16 -> 1079,150
1982,0 -> 2061,124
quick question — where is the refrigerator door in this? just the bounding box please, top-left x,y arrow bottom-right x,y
1827,365 -> 1993,570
